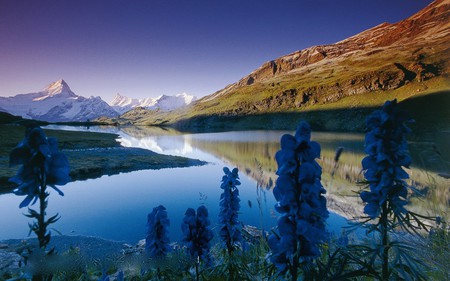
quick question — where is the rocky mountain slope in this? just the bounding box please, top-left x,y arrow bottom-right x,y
109,0 -> 449,131
110,93 -> 196,114
0,80 -> 119,122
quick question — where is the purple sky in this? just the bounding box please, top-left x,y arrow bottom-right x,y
0,0 -> 433,101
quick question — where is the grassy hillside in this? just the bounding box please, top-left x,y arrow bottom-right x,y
99,0 -> 449,133
119,81 -> 448,134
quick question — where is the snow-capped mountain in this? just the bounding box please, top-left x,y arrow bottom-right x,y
110,93 -> 196,114
0,80 -> 119,122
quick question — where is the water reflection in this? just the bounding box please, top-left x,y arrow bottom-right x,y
100,126 -> 448,222
38,125 -> 449,233
45,125 -> 449,217
186,130 -> 449,221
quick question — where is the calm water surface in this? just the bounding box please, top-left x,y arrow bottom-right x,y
0,125 -> 447,243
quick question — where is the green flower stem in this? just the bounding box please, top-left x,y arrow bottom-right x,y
32,169 -> 48,281
38,166 -> 48,249
225,184 -> 233,255
195,258 -> 199,281
381,202 -> 389,281
291,241 -> 300,281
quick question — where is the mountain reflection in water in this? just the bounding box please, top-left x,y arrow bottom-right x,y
45,125 -> 450,223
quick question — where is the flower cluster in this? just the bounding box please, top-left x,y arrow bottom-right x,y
146,205 -> 171,258
268,121 -> 328,274
219,167 -> 243,253
360,99 -> 412,219
9,126 -> 70,208
181,205 -> 214,263
97,271 -> 110,281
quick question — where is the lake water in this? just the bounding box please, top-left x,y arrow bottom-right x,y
0,125 -> 448,244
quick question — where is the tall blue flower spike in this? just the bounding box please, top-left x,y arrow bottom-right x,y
268,121 -> 329,276
360,99 -> 413,219
146,205 -> 171,258
116,270 -> 124,281
219,167 -> 243,253
9,126 -> 70,208
97,271 -> 110,281
181,205 -> 214,263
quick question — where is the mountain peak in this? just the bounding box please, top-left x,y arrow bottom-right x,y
42,79 -> 76,98
110,93 -> 197,114
109,93 -> 137,108
0,80 -> 119,122
213,0 -> 449,92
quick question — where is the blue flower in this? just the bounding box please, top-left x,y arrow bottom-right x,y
98,271 -> 110,281
219,167 -> 243,253
360,99 -> 413,219
9,126 -> 70,208
181,205 -> 214,263
117,270 -> 124,281
269,121 -> 329,275
146,205 -> 171,258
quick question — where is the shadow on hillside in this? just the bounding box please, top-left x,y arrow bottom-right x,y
174,90 -> 450,136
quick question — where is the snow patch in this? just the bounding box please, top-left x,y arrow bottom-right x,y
110,92 -> 197,114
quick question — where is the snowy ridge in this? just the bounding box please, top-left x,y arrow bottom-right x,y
0,80 -> 119,122
110,93 -> 196,114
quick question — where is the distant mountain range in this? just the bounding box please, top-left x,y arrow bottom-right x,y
104,0 -> 449,132
2,0 -> 448,129
110,93 -> 196,114
0,80 -> 196,122
0,80 -> 118,122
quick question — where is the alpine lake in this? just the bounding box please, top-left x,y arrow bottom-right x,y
0,125 -> 448,244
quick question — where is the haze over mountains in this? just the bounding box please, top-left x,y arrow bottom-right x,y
0,80 -> 196,122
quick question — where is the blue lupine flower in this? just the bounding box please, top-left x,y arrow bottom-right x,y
146,205 -> 171,258
117,270 -> 124,281
436,216 -> 442,226
360,99 -> 413,219
98,271 -> 110,281
9,126 -> 70,208
337,230 -> 349,248
181,205 -> 214,263
219,167 -> 243,253
269,121 -> 329,275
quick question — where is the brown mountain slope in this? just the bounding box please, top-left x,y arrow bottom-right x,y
105,0 -> 450,131
197,0 -> 449,107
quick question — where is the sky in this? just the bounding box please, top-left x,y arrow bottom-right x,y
0,0 -> 434,101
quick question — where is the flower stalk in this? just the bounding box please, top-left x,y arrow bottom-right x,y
268,121 -> 329,280
358,99 -> 432,280
182,205 -> 214,280
9,126 -> 70,250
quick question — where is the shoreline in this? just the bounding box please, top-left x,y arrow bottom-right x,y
0,125 -> 207,194
1,146 -> 207,193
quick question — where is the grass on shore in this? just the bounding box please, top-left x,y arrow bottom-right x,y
0,125 -> 206,191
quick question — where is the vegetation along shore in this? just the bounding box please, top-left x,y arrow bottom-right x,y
0,124 -> 206,192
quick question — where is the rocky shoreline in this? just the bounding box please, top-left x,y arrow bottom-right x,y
0,235 -> 125,277
0,225 -> 265,277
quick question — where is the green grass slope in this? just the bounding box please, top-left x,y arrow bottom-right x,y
101,0 -> 450,133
